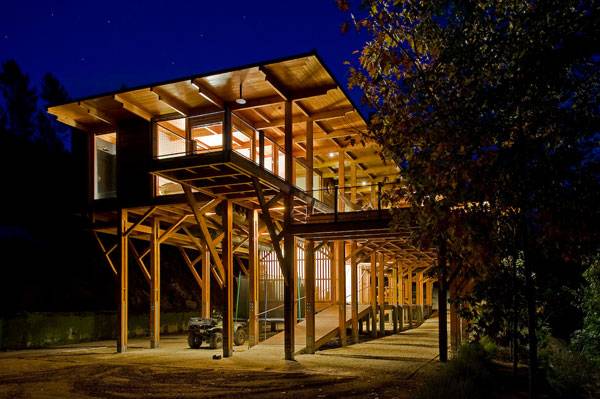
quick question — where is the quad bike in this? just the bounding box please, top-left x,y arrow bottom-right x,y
187,317 -> 248,349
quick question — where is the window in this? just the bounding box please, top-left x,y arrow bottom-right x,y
156,118 -> 186,158
94,132 -> 117,199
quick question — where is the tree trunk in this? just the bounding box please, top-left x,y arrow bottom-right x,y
523,231 -> 537,398
512,254 -> 519,377
438,239 -> 448,363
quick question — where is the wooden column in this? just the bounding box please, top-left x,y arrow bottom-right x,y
306,120 -> 314,193
305,239 -> 316,353
369,252 -> 377,337
258,131 -> 265,168
350,241 -> 359,343
417,272 -> 423,305
117,209 -> 128,353
248,209 -> 259,347
150,217 -> 160,348
407,266 -> 413,327
283,99 -> 296,360
338,151 -> 345,212
378,253 -> 385,336
330,245 -> 337,305
222,201 -> 234,357
201,245 -> 210,319
223,104 -> 232,152
336,240 -> 346,346
426,280 -> 433,306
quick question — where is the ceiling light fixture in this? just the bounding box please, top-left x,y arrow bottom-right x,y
235,83 -> 246,105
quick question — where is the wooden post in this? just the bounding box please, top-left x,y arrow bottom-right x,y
351,241 -> 359,343
223,104 -> 232,152
283,99 -> 296,360
248,209 -> 259,347
117,209 -> 128,353
201,244 -> 210,319
150,217 -> 160,348
336,240 -> 346,346
306,120 -> 313,193
416,272 -> 423,306
305,239 -> 316,353
330,244 -> 337,305
391,265 -> 398,334
407,267 -> 413,328
426,280 -> 433,306
338,151 -> 345,212
222,201 -> 234,357
378,253 -> 385,336
258,131 -> 265,168
370,252 -> 377,337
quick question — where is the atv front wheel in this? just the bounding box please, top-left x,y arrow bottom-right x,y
188,332 -> 202,349
210,332 -> 223,349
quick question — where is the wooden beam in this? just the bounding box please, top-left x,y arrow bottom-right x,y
370,252 -> 377,337
283,99 -> 296,361
114,94 -> 153,121
248,209 -> 259,347
191,79 -> 225,109
118,209 -> 129,353
305,239 -> 316,353
230,95 -> 283,111
378,252 -> 385,336
78,101 -> 117,125
336,240 -> 346,346
151,87 -> 190,116
158,214 -> 190,243
128,238 -> 151,284
202,244 -> 211,318
222,201 -> 234,358
150,217 -> 161,349
183,189 -> 226,283
179,247 -> 203,289
125,207 -> 157,237
93,232 -> 117,276
351,241 -> 359,343
259,65 -> 290,100
255,107 -> 354,130
252,178 -> 287,281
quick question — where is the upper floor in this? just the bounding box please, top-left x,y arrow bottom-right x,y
48,51 -> 401,215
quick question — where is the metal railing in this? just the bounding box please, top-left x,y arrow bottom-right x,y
298,182 -> 403,222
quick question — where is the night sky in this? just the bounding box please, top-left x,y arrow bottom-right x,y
0,1 -> 366,103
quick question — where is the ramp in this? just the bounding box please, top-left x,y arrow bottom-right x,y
254,304 -> 371,354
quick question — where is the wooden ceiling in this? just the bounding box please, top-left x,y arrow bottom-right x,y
48,52 -> 399,185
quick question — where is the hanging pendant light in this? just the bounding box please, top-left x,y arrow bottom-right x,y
235,83 -> 246,105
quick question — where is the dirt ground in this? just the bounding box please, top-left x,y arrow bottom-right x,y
0,317 -> 441,398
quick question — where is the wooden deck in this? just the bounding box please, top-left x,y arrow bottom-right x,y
253,304 -> 371,354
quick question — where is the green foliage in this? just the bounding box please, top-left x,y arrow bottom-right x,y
540,338 -> 598,399
572,255 -> 600,365
416,342 -> 494,399
342,1 -> 600,389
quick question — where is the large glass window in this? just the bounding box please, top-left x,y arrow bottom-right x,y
94,132 -> 117,199
156,118 -> 186,159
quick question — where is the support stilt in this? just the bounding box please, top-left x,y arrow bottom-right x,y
117,209 -> 128,353
351,241 -> 359,343
305,239 -> 316,354
248,209 -> 259,347
222,201 -> 234,358
150,217 -> 160,348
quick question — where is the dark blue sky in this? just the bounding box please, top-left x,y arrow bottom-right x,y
0,1 -> 366,102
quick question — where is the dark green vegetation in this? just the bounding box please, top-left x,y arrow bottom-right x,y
0,61 -> 212,318
340,0 -> 600,397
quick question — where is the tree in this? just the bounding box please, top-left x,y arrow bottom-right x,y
341,1 -> 600,396
0,60 -> 37,138
37,73 -> 71,151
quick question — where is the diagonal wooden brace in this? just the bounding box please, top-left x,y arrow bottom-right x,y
252,177 -> 288,283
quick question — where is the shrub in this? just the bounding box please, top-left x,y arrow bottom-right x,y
416,342 -> 493,399
542,339 -> 597,399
